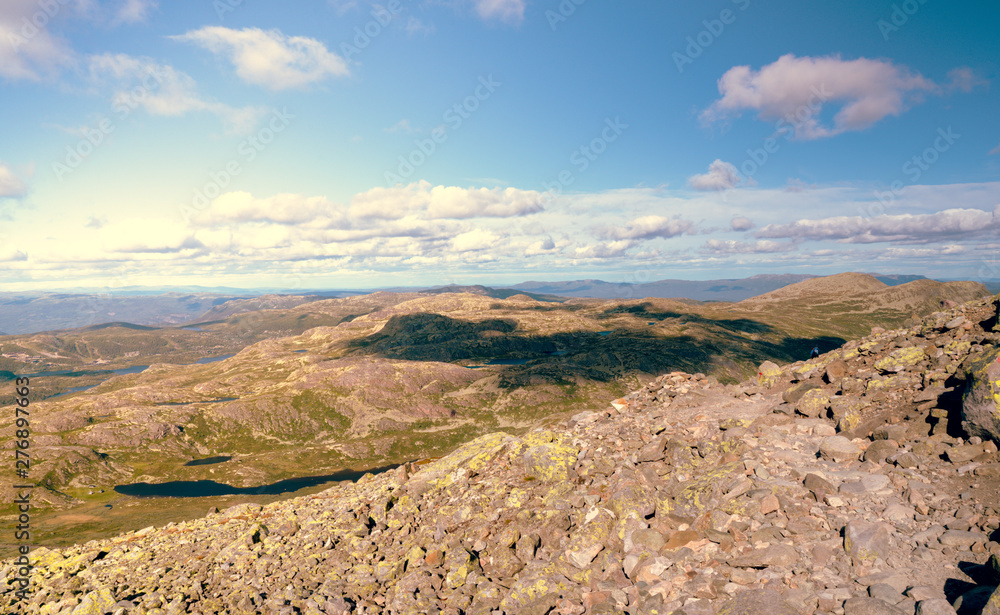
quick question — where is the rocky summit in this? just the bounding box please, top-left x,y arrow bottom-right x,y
5,293 -> 1000,615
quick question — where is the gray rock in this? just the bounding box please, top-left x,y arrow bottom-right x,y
844,597 -> 907,615
961,345 -> 1000,441
845,519 -> 892,565
820,435 -> 861,462
938,529 -> 987,548
915,598 -> 958,615
865,440 -> 899,463
712,589 -> 799,615
730,543 -> 798,568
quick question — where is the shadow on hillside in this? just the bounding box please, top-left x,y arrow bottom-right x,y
595,302 -> 774,335
347,312 -> 846,387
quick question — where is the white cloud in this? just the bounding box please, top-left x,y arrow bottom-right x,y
702,54 -> 940,139
100,219 -> 203,253
0,246 -> 28,262
171,27 -> 349,91
474,0 -> 525,23
350,181 -> 544,220
730,216 -> 754,231
596,215 -> 693,241
406,16 -> 435,35
0,164 -> 27,198
574,240 -> 636,259
689,160 -> 742,191
88,53 -> 267,134
702,239 -> 797,254
112,0 -> 156,25
192,191 -> 346,227
452,228 -> 500,252
757,207 -> 1000,243
0,0 -> 78,81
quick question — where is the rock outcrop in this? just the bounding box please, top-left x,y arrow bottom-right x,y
3,293 -> 1000,615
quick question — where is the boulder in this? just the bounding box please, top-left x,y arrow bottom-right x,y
845,519 -> 892,565
961,345 -> 1000,442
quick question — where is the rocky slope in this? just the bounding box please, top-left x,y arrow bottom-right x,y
4,293 -> 1000,614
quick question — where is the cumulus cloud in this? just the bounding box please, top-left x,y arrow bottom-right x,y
100,219 -> 203,253
689,160 -> 742,191
172,27 -> 349,90
88,54 -> 267,134
702,54 -> 940,139
452,229 -> 501,252
192,191 -> 345,227
701,239 -> 797,254
757,207 -> 1000,243
350,181 -> 544,220
596,215 -> 693,241
574,240 -> 636,259
730,216 -> 754,231
0,164 -> 27,198
0,0 -> 78,81
473,0 -> 526,23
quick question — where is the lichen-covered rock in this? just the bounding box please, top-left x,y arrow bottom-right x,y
758,361 -> 782,388
875,347 -> 927,373
961,345 -> 1000,441
522,440 -> 579,483
845,519 -> 892,565
796,388 -> 830,418
715,588 -> 799,615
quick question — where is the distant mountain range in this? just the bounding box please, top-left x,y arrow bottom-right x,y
0,273 -> 957,334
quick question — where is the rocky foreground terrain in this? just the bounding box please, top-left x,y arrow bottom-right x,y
4,292 -> 1000,615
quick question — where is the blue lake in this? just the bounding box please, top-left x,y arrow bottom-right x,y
114,463 -> 400,498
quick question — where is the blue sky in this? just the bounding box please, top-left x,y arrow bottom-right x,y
0,0 -> 998,291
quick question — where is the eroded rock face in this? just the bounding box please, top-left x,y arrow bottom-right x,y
962,345 -> 1000,441
4,293 -> 1000,615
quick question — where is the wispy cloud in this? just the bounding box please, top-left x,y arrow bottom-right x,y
171,27 -> 350,90
757,207 -> 1000,243
701,239 -> 797,254
0,163 -> 27,198
0,0 -> 78,81
473,0 -> 526,23
111,0 -> 157,25
88,53 -> 268,134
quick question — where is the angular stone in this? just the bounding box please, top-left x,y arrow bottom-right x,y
712,588 -> 799,615
961,345 -> 1000,442
865,440 -> 898,464
820,436 -> 861,462
565,543 -> 603,569
71,589 -> 117,615
523,441 -> 580,483
844,597 -> 907,615
797,389 -> 830,418
758,361 -> 783,388
915,598 -> 958,615
938,529 -> 987,548
845,519 -> 892,565
730,543 -> 797,568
